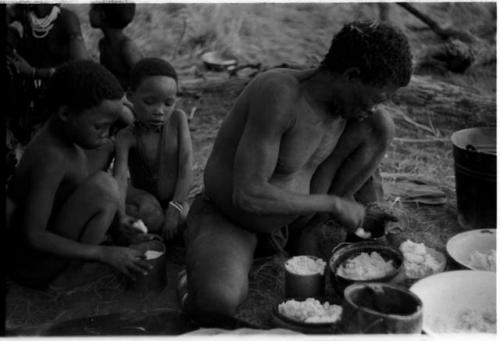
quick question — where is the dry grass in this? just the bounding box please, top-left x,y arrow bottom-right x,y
6,2 -> 496,334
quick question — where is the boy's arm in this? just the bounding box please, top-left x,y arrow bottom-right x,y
112,128 -> 134,221
171,110 -> 193,205
22,151 -> 102,261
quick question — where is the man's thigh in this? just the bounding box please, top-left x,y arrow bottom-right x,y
185,196 -> 258,297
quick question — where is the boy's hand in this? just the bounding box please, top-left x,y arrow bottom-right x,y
114,216 -> 157,245
11,51 -> 33,76
162,206 -> 182,241
100,246 -> 152,280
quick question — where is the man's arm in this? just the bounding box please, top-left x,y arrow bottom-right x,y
231,75 -> 364,228
22,151 -> 102,261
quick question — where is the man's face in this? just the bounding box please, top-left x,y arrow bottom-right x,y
338,80 -> 398,120
68,99 -> 123,149
128,75 -> 177,129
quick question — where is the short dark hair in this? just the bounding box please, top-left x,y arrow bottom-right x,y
94,3 -> 136,29
130,57 -> 178,91
321,21 -> 412,87
46,60 -> 124,114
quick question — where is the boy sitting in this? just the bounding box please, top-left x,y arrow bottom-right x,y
6,60 -> 151,288
113,58 -> 193,242
89,3 -> 142,127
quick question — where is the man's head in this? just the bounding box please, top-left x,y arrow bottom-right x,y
128,57 -> 178,128
89,3 -> 136,29
321,21 -> 412,118
46,60 -> 124,149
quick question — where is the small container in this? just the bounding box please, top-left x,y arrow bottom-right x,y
284,255 -> 326,299
342,283 -> 423,334
128,240 -> 167,292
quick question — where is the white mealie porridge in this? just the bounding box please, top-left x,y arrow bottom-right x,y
285,256 -> 326,276
278,298 -> 342,324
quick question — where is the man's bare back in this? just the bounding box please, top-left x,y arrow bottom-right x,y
205,69 -> 351,232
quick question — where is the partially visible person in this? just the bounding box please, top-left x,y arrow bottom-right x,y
89,3 -> 142,127
180,21 -> 412,326
7,3 -> 89,143
113,58 -> 193,242
6,60 -> 151,289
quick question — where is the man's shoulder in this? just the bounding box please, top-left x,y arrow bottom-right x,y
24,142 -> 70,174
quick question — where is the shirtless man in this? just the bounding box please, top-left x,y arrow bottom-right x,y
181,21 -> 413,325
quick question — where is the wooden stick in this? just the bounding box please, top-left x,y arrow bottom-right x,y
393,137 -> 450,143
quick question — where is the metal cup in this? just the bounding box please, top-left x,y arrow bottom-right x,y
284,256 -> 325,299
128,240 -> 167,292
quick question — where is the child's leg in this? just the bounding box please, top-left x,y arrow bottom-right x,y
125,186 -> 165,233
183,196 -> 258,326
11,171 -> 121,287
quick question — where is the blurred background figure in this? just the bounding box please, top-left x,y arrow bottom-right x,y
6,3 -> 89,144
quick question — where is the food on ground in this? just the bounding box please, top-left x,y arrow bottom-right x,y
144,250 -> 163,260
431,309 -> 496,333
399,240 -> 442,278
467,249 -> 496,271
354,227 -> 372,239
336,252 -> 395,280
285,256 -> 326,276
132,219 -> 148,234
278,298 -> 342,324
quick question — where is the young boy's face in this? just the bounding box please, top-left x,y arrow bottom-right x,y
128,75 -> 177,128
66,99 -> 123,149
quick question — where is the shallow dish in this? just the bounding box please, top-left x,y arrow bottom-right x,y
201,51 -> 237,71
446,229 -> 496,271
410,270 -> 496,335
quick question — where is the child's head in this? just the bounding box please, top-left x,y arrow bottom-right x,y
46,60 -> 125,149
128,57 -> 178,128
321,21 -> 412,88
90,3 -> 136,29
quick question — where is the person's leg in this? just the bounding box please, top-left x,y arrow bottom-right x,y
125,186 -> 165,233
183,196 -> 258,326
11,171 -> 121,287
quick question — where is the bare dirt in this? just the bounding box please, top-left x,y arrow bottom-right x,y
5,2 -> 496,335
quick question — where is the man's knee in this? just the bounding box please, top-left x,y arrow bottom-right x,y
188,280 -> 247,322
367,108 -> 395,149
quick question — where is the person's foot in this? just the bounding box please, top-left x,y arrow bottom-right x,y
176,269 -> 189,311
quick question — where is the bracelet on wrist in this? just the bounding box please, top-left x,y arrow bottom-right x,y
169,200 -> 184,213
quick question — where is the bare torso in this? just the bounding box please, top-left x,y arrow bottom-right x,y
127,111 -> 181,206
204,69 -> 347,231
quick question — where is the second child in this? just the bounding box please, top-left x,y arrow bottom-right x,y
114,58 -> 193,242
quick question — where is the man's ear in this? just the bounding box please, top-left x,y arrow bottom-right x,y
57,106 -> 71,122
342,67 -> 361,81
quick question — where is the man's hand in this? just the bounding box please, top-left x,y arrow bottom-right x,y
99,246 -> 152,280
162,205 -> 182,241
334,198 -> 366,232
361,202 -> 399,236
